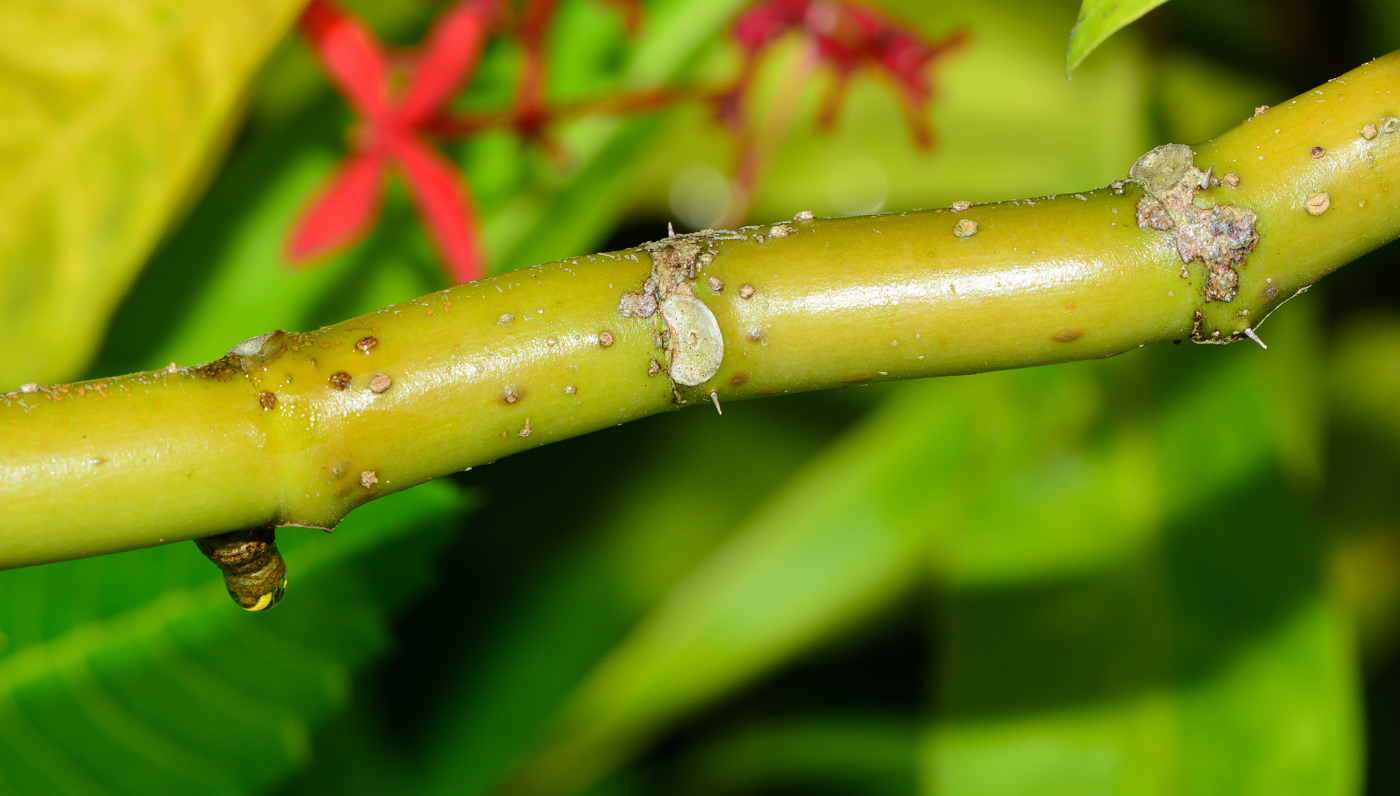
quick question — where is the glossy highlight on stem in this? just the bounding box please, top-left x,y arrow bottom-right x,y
4,52 -> 1400,570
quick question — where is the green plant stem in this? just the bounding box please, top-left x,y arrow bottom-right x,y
5,53 -> 1400,570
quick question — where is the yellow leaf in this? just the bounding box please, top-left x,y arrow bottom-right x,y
0,0 -> 308,389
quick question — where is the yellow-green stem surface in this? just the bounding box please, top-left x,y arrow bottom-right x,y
5,52 -> 1400,569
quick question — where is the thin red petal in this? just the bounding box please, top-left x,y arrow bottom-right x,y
300,0 -> 390,116
732,0 -> 809,51
287,155 -> 386,263
508,0 -> 556,139
393,140 -> 485,283
400,0 -> 499,125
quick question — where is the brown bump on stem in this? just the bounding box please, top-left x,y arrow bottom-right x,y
258,391 -> 276,410
1051,329 -> 1084,343
355,336 -> 378,353
18,383 -> 38,393
368,374 -> 392,394
1311,145 -> 1326,159
1383,117 -> 1400,134
1254,105 -> 1269,116
360,471 -> 378,488
1306,192 -> 1331,215
518,418 -> 532,437
564,385 -> 577,395
952,219 -> 979,239
503,386 -> 520,404
768,225 -> 791,238
730,371 -> 750,386
794,210 -> 815,221
1206,265 -> 1239,302
738,284 -> 755,299
1222,172 -> 1240,188
498,314 -> 514,324
618,289 -> 657,319
598,331 -> 614,347
329,371 -> 351,390
648,359 -> 661,377
708,276 -> 725,292
950,200 -> 971,212
1363,124 -> 1378,140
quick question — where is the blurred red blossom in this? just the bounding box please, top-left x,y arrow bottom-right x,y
289,0 -> 961,281
287,0 -> 500,283
722,0 -> 967,147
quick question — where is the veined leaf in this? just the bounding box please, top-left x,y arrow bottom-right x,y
0,481 -> 468,795
1066,0 -> 1169,73
0,0 -> 308,391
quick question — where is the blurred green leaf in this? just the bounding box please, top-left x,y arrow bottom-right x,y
0,481 -> 468,795
503,369 -> 1102,796
1152,53 -> 1278,147
0,0 -> 308,391
1331,314 -> 1400,450
671,715 -> 920,796
1066,0 -> 1169,73
414,399 -> 846,796
1325,313 -> 1400,664
923,305 -> 1357,795
505,299 -> 1339,796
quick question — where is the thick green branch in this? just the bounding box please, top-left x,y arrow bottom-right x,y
5,53 -> 1400,570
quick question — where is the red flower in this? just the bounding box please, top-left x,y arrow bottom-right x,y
288,0 -> 500,283
726,0 -> 966,147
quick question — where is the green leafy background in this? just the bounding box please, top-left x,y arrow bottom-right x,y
4,0 -> 1400,794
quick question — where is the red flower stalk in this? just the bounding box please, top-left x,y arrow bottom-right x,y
510,0 -> 642,157
288,0 -> 501,283
723,0 -> 966,148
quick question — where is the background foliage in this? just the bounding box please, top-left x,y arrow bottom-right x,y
3,0 -> 1400,793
